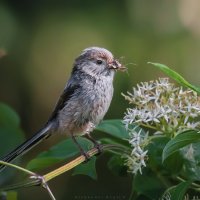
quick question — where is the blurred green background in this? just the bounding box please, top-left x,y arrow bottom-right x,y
1,0 -> 200,199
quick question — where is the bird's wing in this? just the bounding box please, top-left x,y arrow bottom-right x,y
47,81 -> 80,122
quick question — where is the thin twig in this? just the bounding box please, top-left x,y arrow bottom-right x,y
176,176 -> 200,189
45,184 -> 56,200
0,161 -> 35,176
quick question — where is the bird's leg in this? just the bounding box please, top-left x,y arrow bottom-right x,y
85,134 -> 103,154
84,122 -> 103,154
71,135 -> 90,161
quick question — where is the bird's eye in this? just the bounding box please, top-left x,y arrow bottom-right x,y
96,59 -> 103,65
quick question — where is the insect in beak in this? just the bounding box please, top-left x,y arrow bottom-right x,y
108,60 -> 127,71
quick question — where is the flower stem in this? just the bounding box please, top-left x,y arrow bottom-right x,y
0,161 -> 35,176
43,144 -> 123,182
43,147 -> 98,182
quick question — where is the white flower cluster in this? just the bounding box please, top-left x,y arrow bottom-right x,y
125,127 -> 148,174
123,78 -> 200,136
123,78 -> 200,174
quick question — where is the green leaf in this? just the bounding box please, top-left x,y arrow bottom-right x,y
180,142 -> 200,181
148,136 -> 169,167
96,119 -> 129,139
148,62 -> 200,94
107,155 -> 127,176
0,103 -> 24,184
0,128 -> 25,157
133,169 -> 165,199
162,130 -> 200,162
27,137 -> 93,171
0,103 -> 24,156
148,136 -> 183,176
73,157 -> 97,180
162,181 -> 191,200
26,157 -> 63,171
0,102 -> 20,128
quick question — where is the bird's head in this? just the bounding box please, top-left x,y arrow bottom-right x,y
73,47 -> 126,77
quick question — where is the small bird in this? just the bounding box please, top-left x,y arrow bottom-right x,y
0,47 -> 125,171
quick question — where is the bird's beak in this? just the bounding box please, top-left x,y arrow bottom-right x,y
108,60 -> 126,71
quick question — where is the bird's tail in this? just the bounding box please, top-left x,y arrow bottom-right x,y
0,123 -> 53,171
